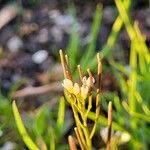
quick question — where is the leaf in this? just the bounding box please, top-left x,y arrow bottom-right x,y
81,4 -> 102,72
35,105 -> 49,135
66,3 -> 80,72
56,96 -> 65,136
101,0 -> 131,58
49,126 -> 55,150
12,101 -> 39,150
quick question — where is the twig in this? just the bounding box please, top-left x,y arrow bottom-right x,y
0,4 -> 18,30
13,82 -> 62,98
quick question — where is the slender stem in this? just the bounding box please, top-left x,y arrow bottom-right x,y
106,102 -> 112,150
90,89 -> 100,139
82,120 -> 92,149
95,89 -> 100,120
90,123 -> 96,140
71,104 -> 87,148
85,95 -> 92,119
72,103 -> 92,149
72,105 -> 84,129
74,127 -> 86,150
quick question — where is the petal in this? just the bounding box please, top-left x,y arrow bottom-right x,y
82,76 -> 87,85
62,79 -> 73,90
73,83 -> 80,95
81,85 -> 88,100
87,77 -> 95,87
120,132 -> 130,143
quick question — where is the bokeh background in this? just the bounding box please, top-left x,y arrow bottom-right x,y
0,0 -> 150,149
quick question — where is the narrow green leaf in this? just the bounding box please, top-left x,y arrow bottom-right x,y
81,4 -> 102,71
12,101 -> 39,150
66,4 -> 80,72
88,111 -> 129,133
49,126 -> 55,150
115,0 -> 135,40
101,0 -> 131,58
56,97 -> 65,131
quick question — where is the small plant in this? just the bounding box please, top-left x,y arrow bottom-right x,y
60,50 -> 113,150
12,96 -> 69,150
11,50 -> 114,150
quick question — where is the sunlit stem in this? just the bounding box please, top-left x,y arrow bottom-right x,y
90,89 -> 100,139
73,100 -> 92,149
106,101 -> 112,150
74,127 -> 86,150
85,95 -> 92,119
71,104 -> 87,148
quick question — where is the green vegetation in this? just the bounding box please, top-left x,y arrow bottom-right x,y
0,0 -> 150,149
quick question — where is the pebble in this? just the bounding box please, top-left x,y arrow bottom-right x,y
37,28 -> 49,44
49,9 -> 73,32
0,142 -> 15,150
7,36 -> 23,52
50,26 -> 63,42
32,50 -> 48,64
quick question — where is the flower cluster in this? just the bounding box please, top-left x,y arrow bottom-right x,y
59,50 -> 103,150
62,76 -> 95,100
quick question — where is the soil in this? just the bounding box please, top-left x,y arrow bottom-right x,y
0,1 -> 149,95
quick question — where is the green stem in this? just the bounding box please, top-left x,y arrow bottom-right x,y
72,103 -> 92,149
71,104 -> 87,149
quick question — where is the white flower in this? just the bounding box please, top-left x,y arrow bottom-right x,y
81,85 -> 89,100
82,76 -> 95,87
73,83 -> 80,95
100,127 -> 130,145
62,79 -> 73,93
62,79 -> 80,96
62,78 -> 92,100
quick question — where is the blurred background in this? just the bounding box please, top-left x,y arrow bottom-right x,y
0,0 -> 150,149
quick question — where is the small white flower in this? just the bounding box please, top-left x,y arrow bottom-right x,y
87,77 -> 95,87
120,132 -> 130,143
100,127 -> 130,145
73,83 -> 80,95
62,79 -> 73,93
82,76 -> 95,87
62,79 -> 80,96
82,76 -> 87,86
81,85 -> 89,100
